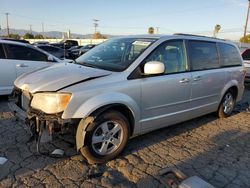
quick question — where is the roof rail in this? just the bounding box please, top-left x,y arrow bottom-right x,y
174,33 -> 226,41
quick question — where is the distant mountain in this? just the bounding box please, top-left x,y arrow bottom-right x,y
0,28 -> 114,39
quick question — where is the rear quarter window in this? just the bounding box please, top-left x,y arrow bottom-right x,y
218,43 -> 242,67
241,49 -> 250,60
188,40 -> 219,71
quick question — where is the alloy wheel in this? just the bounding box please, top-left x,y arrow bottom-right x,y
91,121 -> 123,156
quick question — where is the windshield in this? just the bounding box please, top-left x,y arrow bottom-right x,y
75,38 -> 156,71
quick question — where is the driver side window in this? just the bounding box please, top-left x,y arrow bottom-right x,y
144,40 -> 187,74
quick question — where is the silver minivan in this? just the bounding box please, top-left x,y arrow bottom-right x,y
13,34 -> 245,163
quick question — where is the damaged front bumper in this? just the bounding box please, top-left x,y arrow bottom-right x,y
8,88 -> 93,155
9,88 -> 77,154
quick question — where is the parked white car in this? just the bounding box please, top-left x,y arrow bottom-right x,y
0,39 -> 62,95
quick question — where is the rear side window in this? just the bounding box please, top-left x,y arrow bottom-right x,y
188,41 -> 219,71
5,44 -> 48,61
242,49 -> 250,60
0,44 -> 5,59
218,43 -> 242,67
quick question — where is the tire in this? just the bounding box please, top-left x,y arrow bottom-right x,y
218,90 -> 236,118
80,110 -> 130,164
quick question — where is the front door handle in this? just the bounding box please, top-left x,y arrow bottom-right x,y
193,76 -> 202,81
179,78 -> 190,83
16,64 -> 29,68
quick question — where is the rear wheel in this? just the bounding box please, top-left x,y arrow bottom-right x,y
80,110 -> 129,164
218,90 -> 236,118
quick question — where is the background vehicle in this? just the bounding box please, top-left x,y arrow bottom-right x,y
68,45 -> 83,51
0,39 -> 62,95
35,44 -> 69,59
32,41 -> 49,45
1,38 -> 30,44
51,39 -> 78,49
14,35 -> 245,164
68,45 -> 83,59
78,44 -> 96,56
241,48 -> 250,82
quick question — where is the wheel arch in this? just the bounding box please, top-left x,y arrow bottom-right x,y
218,83 -> 238,111
89,103 -> 135,136
73,92 -> 140,151
220,81 -> 239,103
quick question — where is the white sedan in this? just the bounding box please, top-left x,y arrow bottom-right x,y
0,39 -> 63,95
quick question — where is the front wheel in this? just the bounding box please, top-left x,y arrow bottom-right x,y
80,110 -> 129,164
218,91 -> 236,118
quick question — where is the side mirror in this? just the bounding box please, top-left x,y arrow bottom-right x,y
144,61 -> 165,75
47,55 -> 54,62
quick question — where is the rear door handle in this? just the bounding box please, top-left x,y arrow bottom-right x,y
179,78 -> 190,83
193,76 -> 202,81
16,64 -> 29,68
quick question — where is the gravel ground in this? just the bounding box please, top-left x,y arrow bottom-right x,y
0,85 -> 250,188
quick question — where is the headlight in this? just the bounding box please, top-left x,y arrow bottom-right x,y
31,93 -> 71,114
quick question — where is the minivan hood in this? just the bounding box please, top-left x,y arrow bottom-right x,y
14,63 -> 111,93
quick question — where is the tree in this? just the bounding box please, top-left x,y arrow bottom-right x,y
148,27 -> 154,34
23,33 -> 34,39
34,34 -> 44,39
8,34 -> 20,39
240,34 -> 250,43
92,32 -> 107,39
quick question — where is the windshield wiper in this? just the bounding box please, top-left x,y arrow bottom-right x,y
71,59 -> 77,64
74,61 -> 99,69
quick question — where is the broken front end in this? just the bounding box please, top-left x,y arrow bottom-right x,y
11,87 -> 79,156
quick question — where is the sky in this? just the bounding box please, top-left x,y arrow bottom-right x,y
0,0 -> 249,40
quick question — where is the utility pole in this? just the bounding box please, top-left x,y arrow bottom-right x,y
29,24 -> 32,34
93,19 -> 99,34
244,0 -> 250,38
42,22 -> 44,35
5,13 -> 10,37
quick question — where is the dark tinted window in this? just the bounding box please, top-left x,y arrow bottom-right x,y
6,44 -> 47,61
0,44 -> 5,59
188,41 -> 219,70
144,40 -> 187,74
242,49 -> 250,60
218,43 -> 242,66
39,46 -> 59,52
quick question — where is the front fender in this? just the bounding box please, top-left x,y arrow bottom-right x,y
63,92 -> 140,128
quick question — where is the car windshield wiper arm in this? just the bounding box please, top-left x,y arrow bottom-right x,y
76,61 -> 99,68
